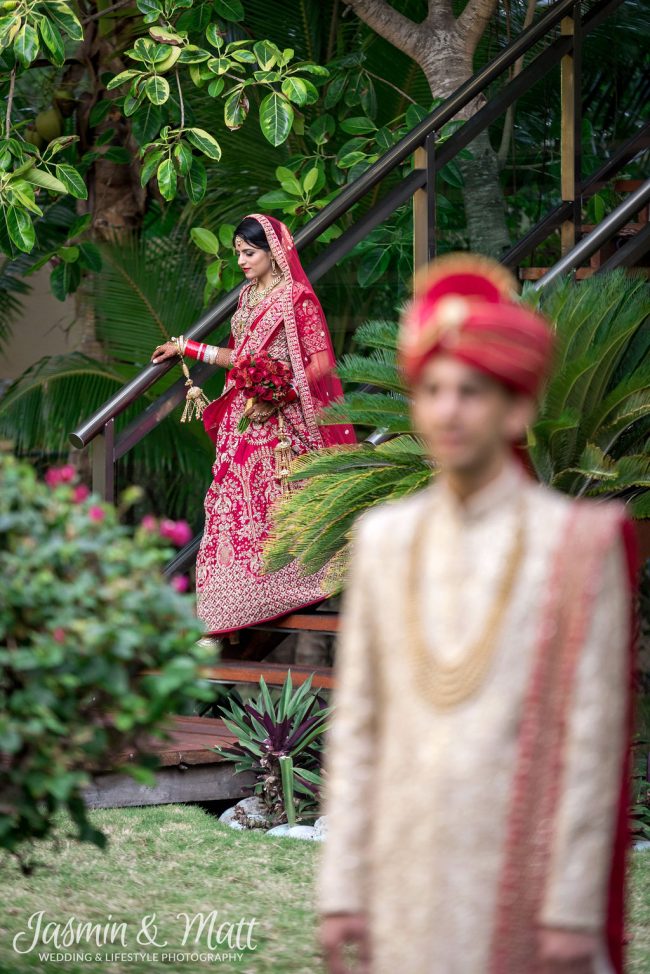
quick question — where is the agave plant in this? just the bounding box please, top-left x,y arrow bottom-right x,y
215,673 -> 331,825
264,271 -> 650,591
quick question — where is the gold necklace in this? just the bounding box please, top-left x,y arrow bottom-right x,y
406,494 -> 526,708
247,273 -> 283,308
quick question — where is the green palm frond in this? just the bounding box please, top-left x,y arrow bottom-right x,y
353,319 -> 399,351
335,348 -> 407,393
319,390 -> 411,431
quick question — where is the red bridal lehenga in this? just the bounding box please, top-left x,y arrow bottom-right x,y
195,214 -> 356,636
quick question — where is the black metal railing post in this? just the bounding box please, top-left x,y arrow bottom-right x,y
426,131 -> 437,261
91,418 -> 115,502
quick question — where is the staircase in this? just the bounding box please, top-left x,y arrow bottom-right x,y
69,0 -> 650,805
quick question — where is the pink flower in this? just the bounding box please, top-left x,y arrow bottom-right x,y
59,465 -> 76,483
170,574 -> 190,593
73,485 -> 90,503
88,505 -> 105,522
160,518 -> 193,547
53,627 -> 66,644
44,468 -> 63,487
140,514 -> 158,533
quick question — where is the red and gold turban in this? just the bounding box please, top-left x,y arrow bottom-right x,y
398,253 -> 555,397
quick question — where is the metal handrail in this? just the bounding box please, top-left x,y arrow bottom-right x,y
532,180 -> 650,288
70,0 -> 592,451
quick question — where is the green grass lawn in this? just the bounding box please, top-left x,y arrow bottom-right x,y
0,804 -> 648,974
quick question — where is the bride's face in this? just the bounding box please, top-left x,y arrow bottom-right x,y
235,237 -> 272,281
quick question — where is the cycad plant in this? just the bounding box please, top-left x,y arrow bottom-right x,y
264,271 -> 650,591
215,673 -> 331,825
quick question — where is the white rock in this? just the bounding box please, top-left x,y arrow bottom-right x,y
265,823 -> 321,841
314,816 -> 327,837
219,796 -> 272,830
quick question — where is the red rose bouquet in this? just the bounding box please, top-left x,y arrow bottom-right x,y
229,351 -> 298,432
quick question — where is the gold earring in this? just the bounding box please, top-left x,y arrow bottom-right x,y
271,258 -> 277,274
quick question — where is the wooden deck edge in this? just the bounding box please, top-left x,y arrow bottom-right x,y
82,764 -> 256,809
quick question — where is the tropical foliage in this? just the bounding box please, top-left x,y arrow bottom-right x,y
263,272 -> 650,592
216,673 -> 330,824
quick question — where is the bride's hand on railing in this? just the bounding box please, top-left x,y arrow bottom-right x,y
151,341 -> 180,364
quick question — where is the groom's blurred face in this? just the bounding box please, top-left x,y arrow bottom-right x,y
410,354 -> 535,474
235,237 -> 272,281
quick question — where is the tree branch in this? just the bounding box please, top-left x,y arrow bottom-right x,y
457,0 -> 499,55
342,0 -> 421,60
5,67 -> 15,140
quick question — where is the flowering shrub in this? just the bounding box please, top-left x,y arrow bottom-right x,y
0,454 -> 214,871
229,351 -> 297,432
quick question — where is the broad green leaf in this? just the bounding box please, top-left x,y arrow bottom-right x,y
140,148 -> 165,186
6,206 -> 35,252
38,17 -> 65,65
177,45 -> 211,63
340,116 -> 376,135
59,245 -> 80,263
303,167 -> 319,194
144,75 -> 170,105
281,77 -> 308,106
77,242 -> 102,272
207,77 -> 225,97
157,158 -> 177,200
190,227 -> 220,255
230,48 -> 256,64
107,69 -> 142,90
14,22 -> 39,67
206,259 -> 223,287
253,40 -> 279,71
207,56 -> 231,75
47,2 -> 83,41
217,223 -> 235,247
6,179 -> 44,216
276,166 -> 301,196
185,156 -> 206,203
23,167 -> 67,194
173,141 -> 193,176
185,127 -> 222,161
223,90 -> 249,131
259,92 -> 293,147
358,248 -> 391,287
0,15 -> 20,50
149,26 -> 185,45
205,23 -> 224,50
213,0 -> 244,21
55,164 -> 88,199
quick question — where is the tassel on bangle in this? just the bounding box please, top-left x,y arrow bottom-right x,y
171,336 -> 212,423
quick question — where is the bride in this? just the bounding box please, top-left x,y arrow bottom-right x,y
151,213 -> 355,637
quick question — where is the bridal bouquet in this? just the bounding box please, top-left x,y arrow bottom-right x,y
230,351 -> 298,432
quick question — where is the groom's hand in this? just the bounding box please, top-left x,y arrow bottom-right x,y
320,912 -> 370,974
538,927 -> 600,973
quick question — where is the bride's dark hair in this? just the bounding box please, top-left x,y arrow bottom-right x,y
232,217 -> 270,251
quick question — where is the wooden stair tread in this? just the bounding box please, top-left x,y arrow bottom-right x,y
100,715 -> 237,771
248,611 -> 340,633
198,660 -> 335,689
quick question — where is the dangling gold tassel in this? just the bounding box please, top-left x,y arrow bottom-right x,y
179,358 -> 211,423
274,413 -> 293,493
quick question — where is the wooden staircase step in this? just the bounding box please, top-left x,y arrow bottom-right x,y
612,179 -> 644,193
196,660 -> 335,689
249,610 -> 340,634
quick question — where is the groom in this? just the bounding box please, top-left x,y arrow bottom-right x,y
317,254 -> 636,974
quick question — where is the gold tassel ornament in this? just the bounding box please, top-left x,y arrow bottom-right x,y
274,413 -> 293,493
179,359 -> 211,422
171,336 -> 212,423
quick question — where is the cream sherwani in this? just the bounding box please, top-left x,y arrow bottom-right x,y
317,460 -> 630,974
